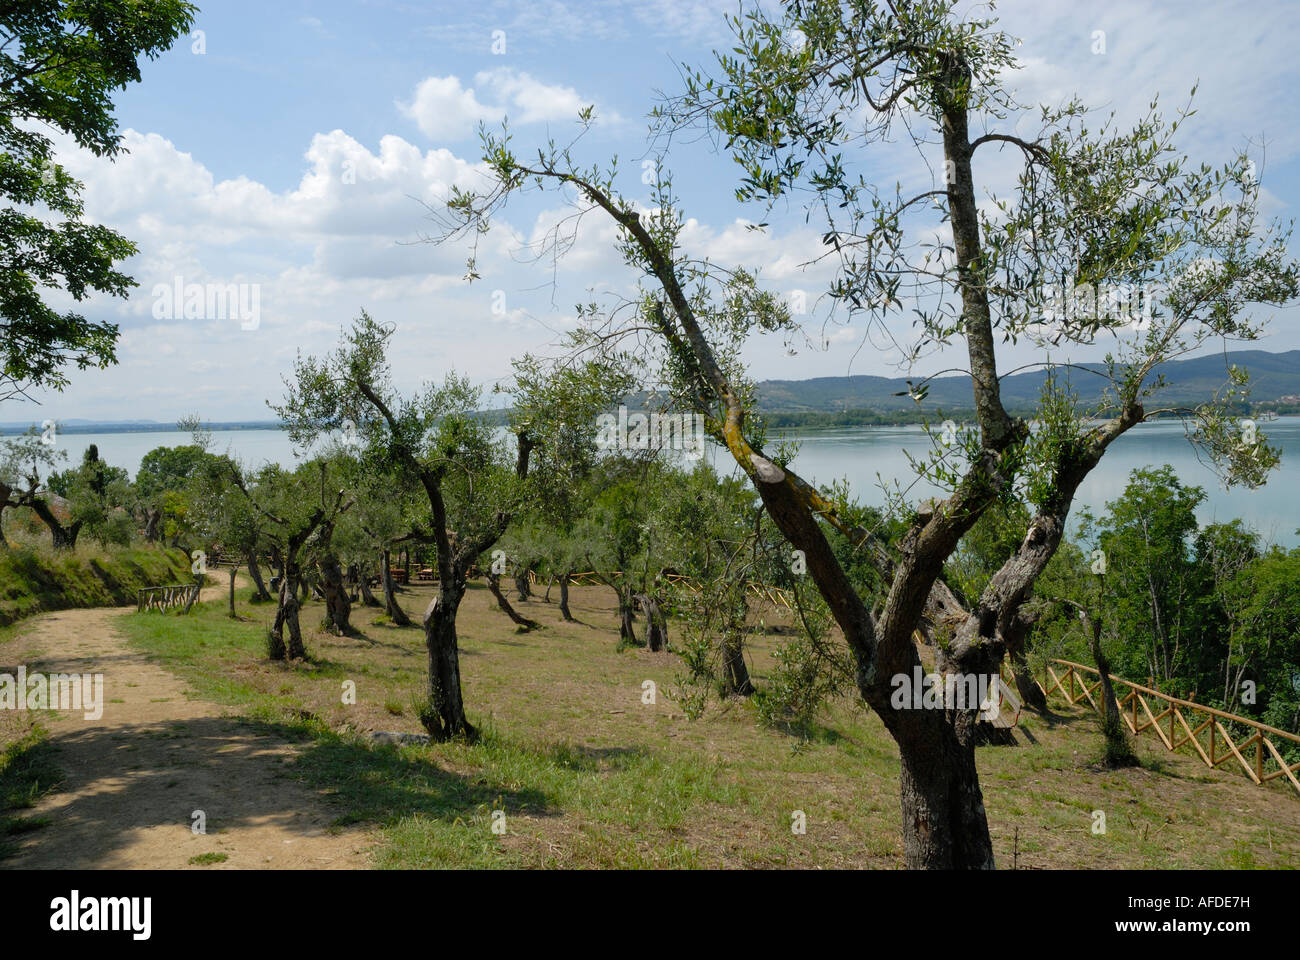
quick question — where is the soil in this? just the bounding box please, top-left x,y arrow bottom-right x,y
0,582 -> 374,869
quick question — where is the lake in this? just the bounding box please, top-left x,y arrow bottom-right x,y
39,417 -> 1300,547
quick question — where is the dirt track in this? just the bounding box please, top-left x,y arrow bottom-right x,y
0,586 -> 374,869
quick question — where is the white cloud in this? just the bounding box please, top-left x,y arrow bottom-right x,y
397,68 -> 619,143
397,76 -> 502,141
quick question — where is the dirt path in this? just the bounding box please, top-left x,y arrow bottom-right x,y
1,586 -> 374,869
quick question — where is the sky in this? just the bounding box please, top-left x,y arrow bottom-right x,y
14,0 -> 1300,423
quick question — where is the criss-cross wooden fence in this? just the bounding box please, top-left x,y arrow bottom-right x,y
137,579 -> 204,614
1042,659 -> 1300,798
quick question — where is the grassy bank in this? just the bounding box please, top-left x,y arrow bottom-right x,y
112,577 -> 1300,869
0,543 -> 192,628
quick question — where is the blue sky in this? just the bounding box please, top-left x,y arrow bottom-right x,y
17,0 -> 1300,421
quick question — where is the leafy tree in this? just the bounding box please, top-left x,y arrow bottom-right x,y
135,443 -> 208,542
274,312 -> 533,741
224,457 -> 354,659
1084,466 -> 1209,688
41,442 -> 131,548
441,0 -> 1296,867
0,426 -> 64,545
1235,550 -> 1300,747
1193,520 -> 1260,710
0,0 -> 196,402
509,352 -> 636,621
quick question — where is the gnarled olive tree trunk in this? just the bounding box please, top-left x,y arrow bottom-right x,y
381,548 -> 411,625
558,570 -> 574,621
420,575 -> 474,740
246,550 -> 273,601
270,558 -> 306,661
28,498 -> 81,550
358,562 -> 381,606
318,552 -> 352,635
486,571 -> 539,629
636,593 -> 667,652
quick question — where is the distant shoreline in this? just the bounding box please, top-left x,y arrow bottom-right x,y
8,407 -> 1298,437
0,421 -> 290,436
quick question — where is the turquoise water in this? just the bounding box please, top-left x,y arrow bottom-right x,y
39,417 -> 1300,547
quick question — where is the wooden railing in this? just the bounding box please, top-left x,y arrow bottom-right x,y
1042,659 -> 1300,798
535,569 -> 795,611
137,579 -> 204,614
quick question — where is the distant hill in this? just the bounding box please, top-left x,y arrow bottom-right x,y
4,351 -> 1297,432
754,349 -> 1300,413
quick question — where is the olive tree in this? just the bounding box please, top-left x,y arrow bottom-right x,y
435,0 -> 1295,867
274,312 -> 533,741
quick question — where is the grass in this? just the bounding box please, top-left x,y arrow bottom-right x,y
187,852 -> 229,865
102,574 -> 1300,869
0,725 -> 63,860
0,541 -> 191,628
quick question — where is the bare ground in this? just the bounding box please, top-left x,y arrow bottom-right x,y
0,582 -> 374,869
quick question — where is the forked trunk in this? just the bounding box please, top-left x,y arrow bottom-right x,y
514,568 -> 531,602
29,498 -> 80,551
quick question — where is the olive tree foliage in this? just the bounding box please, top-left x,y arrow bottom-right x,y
0,426 -> 65,546
273,311 -> 533,741
341,457 -> 429,621
431,0 -> 1297,868
222,457 -> 354,660
135,444 -> 209,543
507,351 -> 636,621
0,0 -> 196,403
47,443 -> 133,548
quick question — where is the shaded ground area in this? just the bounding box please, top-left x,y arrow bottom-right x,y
3,573 -> 1299,869
0,587 -> 374,868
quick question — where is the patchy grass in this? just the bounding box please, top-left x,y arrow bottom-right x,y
111,577 -> 1300,869
187,852 -> 229,865
0,725 -> 63,860
0,543 -> 192,628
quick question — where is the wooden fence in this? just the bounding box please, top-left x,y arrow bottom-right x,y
137,579 -> 204,614
1042,659 -> 1300,798
537,569 -> 795,611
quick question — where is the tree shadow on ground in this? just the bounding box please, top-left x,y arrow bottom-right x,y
0,714 -> 554,867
